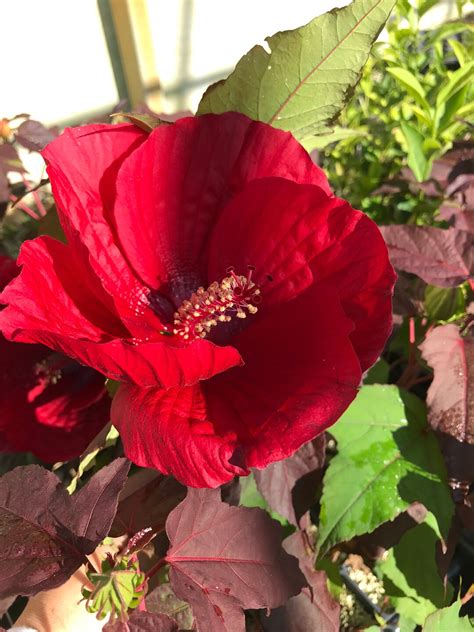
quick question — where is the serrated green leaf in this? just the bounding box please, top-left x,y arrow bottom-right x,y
387,67 -> 430,110
422,599 -> 472,631
198,0 -> 396,139
317,386 -> 453,555
376,512 -> 451,626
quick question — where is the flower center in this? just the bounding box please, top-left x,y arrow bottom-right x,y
162,267 -> 261,342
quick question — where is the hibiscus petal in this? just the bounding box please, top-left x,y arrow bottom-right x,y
208,177 -> 395,370
202,282 -> 362,469
113,283 -> 361,485
112,383 -> 247,487
112,112 -> 330,295
0,237 -> 107,341
42,123 -> 158,333
0,239 -> 241,389
43,336 -> 242,389
208,177 -> 354,309
309,211 -> 396,371
0,340 -> 110,462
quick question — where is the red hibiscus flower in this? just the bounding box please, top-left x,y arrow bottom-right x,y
0,113 -> 395,487
0,255 -> 110,461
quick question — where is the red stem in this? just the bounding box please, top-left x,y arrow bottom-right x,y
145,557 -> 167,580
9,194 -> 40,220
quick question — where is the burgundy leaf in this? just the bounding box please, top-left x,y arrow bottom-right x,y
420,325 -> 474,443
71,458 -> 131,543
420,325 -> 474,480
0,144 -> 26,176
147,583 -> 194,629
254,436 -> 326,525
380,225 -> 474,287
15,119 -> 59,151
263,530 -> 340,632
165,488 -> 305,632
0,174 -> 9,204
103,611 -> 178,632
0,459 -> 129,598
110,469 -> 185,537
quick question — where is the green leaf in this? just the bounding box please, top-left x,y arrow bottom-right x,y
400,120 -> 432,182
198,0 -> 396,139
436,62 -> 474,109
301,127 -> 365,151
67,425 -> 119,494
110,112 -> 170,133
387,67 -> 430,110
448,38 -> 468,66
422,599 -> 472,631
83,557 -> 146,621
239,474 -> 289,528
376,512 -> 451,626
418,0 -> 440,17
364,358 -> 390,384
424,284 -> 466,322
317,386 -> 453,555
437,84 -> 469,134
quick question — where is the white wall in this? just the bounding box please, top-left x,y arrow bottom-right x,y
1,0 -> 119,125
146,0 -> 351,113
1,0 -> 470,124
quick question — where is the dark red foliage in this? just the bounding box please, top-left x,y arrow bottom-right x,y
420,324 -> 474,481
381,225 -> 474,287
103,611 -> 178,632
110,468 -> 185,537
254,436 -> 326,526
165,487 -> 306,632
0,113 -> 394,486
0,459 -> 129,598
420,324 -> 474,444
0,255 -> 110,461
263,529 -> 340,632
15,119 -> 59,152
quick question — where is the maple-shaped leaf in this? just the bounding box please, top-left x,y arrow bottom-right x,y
165,488 -> 306,632
0,144 -> 26,176
111,469 -> 185,537
15,119 -> 59,151
263,529 -> 340,632
0,458 -> 130,598
103,611 -> 178,632
420,325 -> 474,480
380,225 -> 474,287
254,436 -> 325,526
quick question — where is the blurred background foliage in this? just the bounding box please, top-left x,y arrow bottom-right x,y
318,0 -> 473,225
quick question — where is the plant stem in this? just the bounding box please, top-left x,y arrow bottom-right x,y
145,557 -> 167,580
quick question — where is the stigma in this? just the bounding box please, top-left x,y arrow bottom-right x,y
163,267 -> 261,342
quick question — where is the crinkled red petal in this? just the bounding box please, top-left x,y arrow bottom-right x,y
111,112 -> 331,293
112,383 -> 247,488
